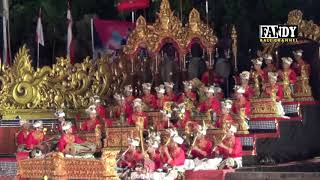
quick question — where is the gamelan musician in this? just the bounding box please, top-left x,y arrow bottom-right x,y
55,110 -> 77,133
215,100 -> 237,128
93,95 -> 113,127
263,54 -> 277,73
155,85 -> 169,110
124,85 -> 134,116
239,71 -> 254,99
189,124 -> 213,159
293,49 -> 310,76
164,82 -> 178,102
26,121 -> 46,151
118,138 -> 143,169
198,85 -> 221,116
81,105 -> 101,131
16,116 -> 30,152
127,98 -> 148,129
142,83 -> 157,110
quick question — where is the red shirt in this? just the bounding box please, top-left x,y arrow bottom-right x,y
251,69 -> 267,82
26,130 -> 45,149
191,138 -> 213,159
243,85 -> 254,99
81,118 -> 101,131
16,130 -> 29,145
57,134 -> 85,152
96,104 -> 107,118
125,96 -> 134,116
264,83 -> 284,101
149,150 -> 163,169
156,96 -> 170,110
201,71 -> 224,85
127,111 -> 148,129
198,96 -> 221,115
142,93 -> 157,109
218,136 -> 242,158
119,150 -> 143,168
167,146 -> 186,166
279,69 -> 297,84
263,64 -> 277,74
232,97 -> 251,116
165,92 -> 178,102
215,114 -> 236,128
293,60 -> 310,76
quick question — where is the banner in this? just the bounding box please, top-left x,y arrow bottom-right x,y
117,0 -> 150,12
92,18 -> 133,59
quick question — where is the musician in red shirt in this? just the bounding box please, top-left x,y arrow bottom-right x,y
198,86 -> 221,116
93,96 -> 113,127
279,57 -> 297,85
164,82 -> 178,102
57,122 -> 85,153
26,121 -> 46,150
160,129 -> 185,167
293,49 -> 310,76
155,85 -> 169,110
55,110 -> 77,133
146,132 -> 162,170
16,117 -> 30,152
251,57 -> 267,82
239,71 -> 254,99
215,100 -> 237,128
190,124 -> 213,159
263,54 -> 277,73
127,98 -> 148,129
81,105 -> 101,131
179,81 -> 196,103
232,85 -> 251,117
118,138 -> 143,169
142,83 -> 157,110
124,85 -> 134,116
214,86 -> 224,101
112,93 -> 125,119
217,124 -> 243,169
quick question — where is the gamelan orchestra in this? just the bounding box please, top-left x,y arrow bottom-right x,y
13,47 -> 314,179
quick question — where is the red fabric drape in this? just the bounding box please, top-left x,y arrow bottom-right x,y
117,0 -> 150,12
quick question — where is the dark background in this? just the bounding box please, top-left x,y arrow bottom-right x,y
0,0 -> 319,68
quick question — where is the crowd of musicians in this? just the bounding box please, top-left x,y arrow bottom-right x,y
15,49 -> 310,177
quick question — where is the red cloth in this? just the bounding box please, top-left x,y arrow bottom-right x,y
293,60 -> 310,76
167,146 -> 186,166
232,98 -> 251,116
149,150 -> 163,169
127,111 -> 148,129
181,110 -> 191,128
117,0 -> 150,12
215,114 -> 236,128
264,83 -> 284,101
156,96 -> 170,110
142,93 -> 157,109
57,134 -> 85,152
251,69 -> 267,82
279,69 -> 297,84
165,92 -> 178,102
16,130 -> 29,145
201,71 -> 224,85
185,169 -> 235,180
125,96 -> 134,116
198,96 -> 221,115
16,152 -> 29,160
119,150 -> 143,168
26,130 -> 45,149
263,64 -> 277,73
218,136 -> 242,158
81,118 -> 101,131
191,138 -> 213,159
243,85 -> 254,100
178,91 -> 197,103
96,104 -> 107,118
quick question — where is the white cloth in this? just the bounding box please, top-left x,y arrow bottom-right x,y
184,158 -> 223,171
276,101 -> 285,116
233,157 -> 242,168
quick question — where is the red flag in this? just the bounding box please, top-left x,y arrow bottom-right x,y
67,2 -> 74,63
117,0 -> 150,12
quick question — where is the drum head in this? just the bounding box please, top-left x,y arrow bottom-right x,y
215,58 -> 231,78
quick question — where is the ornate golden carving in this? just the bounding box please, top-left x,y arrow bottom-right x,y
123,0 -> 217,55
281,72 -> 294,102
0,45 -> 112,119
236,108 -> 249,134
262,10 -> 320,54
250,98 -> 280,118
101,148 -> 120,179
294,64 -> 314,101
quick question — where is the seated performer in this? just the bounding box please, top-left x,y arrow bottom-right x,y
293,49 -> 310,76
217,124 -> 243,169
232,85 -> 251,117
81,105 -> 101,131
239,71 -> 254,99
198,85 -> 221,116
164,82 -> 178,102
160,129 -> 185,168
124,85 -> 134,116
55,110 -> 77,133
93,95 -> 113,127
251,57 -> 267,96
16,116 -> 30,152
58,122 -> 96,155
146,132 -> 162,171
180,81 -> 197,103
155,85 -> 168,110
214,85 -> 224,101
141,83 -> 157,110
215,99 -> 237,128
263,54 -> 277,73
112,93 -> 125,119
279,57 -> 297,85
26,121 -> 46,151
127,98 -> 148,129
263,72 -> 285,117
118,138 -> 143,169
190,124 -> 213,159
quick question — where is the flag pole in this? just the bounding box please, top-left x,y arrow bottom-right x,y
90,18 -> 94,59
206,0 -> 209,26
7,7 -> 11,64
37,40 -> 40,69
